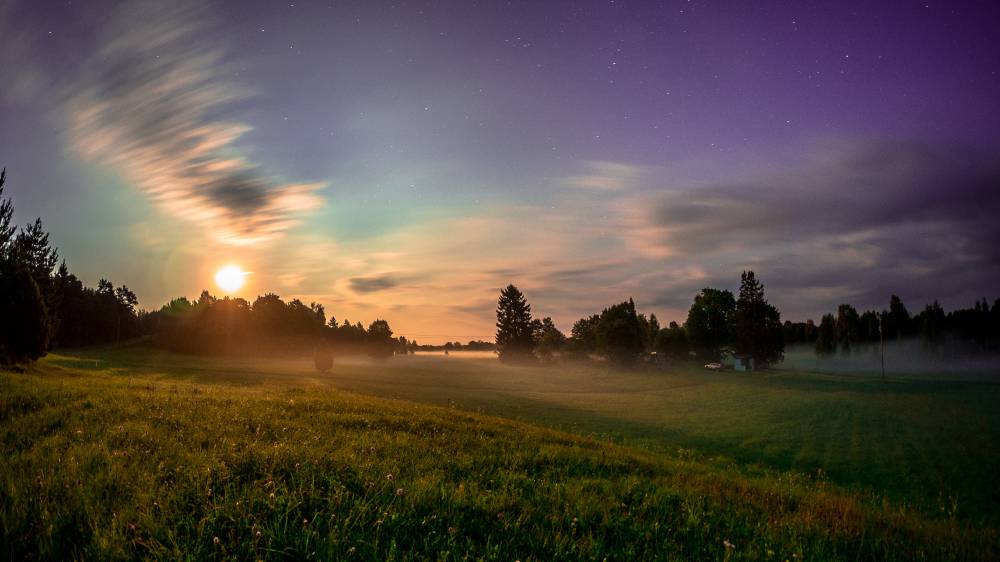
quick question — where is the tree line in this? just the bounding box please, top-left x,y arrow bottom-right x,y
494,271 -> 785,368
0,168 -> 143,365
144,290 -> 407,359
4,164 -> 997,369
495,275 -> 1000,369
781,295 -> 1000,355
0,166 -> 412,366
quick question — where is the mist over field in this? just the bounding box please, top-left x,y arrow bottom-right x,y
779,340 -> 1000,379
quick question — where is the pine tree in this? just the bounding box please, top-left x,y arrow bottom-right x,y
0,265 -> 50,364
816,313 -> 836,355
735,271 -> 784,368
495,284 -> 535,362
0,168 -> 15,256
0,169 -> 52,364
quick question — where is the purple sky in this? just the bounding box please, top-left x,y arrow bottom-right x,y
1,0 -> 998,342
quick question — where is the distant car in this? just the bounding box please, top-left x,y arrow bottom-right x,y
703,362 -> 723,370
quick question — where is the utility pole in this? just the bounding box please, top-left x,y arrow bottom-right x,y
879,312 -> 885,381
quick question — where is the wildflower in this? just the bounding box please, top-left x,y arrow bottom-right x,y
395,488 -> 405,496
723,539 -> 735,549
497,512 -> 505,520
303,517 -> 309,526
213,537 -> 220,545
347,547 -> 356,555
256,531 -> 262,538
386,474 -> 394,482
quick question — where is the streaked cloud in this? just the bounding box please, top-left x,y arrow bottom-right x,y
564,160 -> 641,191
617,140 -> 1000,315
62,1 -> 324,246
349,274 -> 404,294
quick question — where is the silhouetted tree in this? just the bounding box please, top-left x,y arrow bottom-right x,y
0,264 -> 50,364
531,316 -> 566,360
919,300 -> 946,351
858,310 -> 880,344
0,168 -> 14,255
804,319 -> 818,343
637,313 -> 660,352
567,314 -> 600,356
0,169 -> 51,363
734,271 -> 784,368
367,319 -> 395,359
685,287 -> 735,360
495,284 -> 535,362
595,299 -> 645,366
653,321 -> 688,358
816,314 -> 836,355
884,295 -> 912,339
835,304 -> 860,354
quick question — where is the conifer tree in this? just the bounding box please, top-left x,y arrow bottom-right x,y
735,270 -> 784,368
495,284 -> 535,362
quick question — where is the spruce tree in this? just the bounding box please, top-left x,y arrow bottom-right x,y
495,284 -> 535,362
0,168 -> 52,364
735,270 -> 784,368
0,169 -> 14,254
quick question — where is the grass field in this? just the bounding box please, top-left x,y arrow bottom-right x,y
2,345 -> 998,560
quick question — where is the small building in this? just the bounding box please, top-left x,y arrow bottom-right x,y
733,355 -> 754,372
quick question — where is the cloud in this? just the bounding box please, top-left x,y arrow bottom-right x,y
0,5 -> 46,104
564,160 -> 641,191
620,140 -> 1000,315
349,274 -> 404,294
62,1 -> 324,246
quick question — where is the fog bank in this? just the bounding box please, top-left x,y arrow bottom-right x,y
778,340 -> 1000,380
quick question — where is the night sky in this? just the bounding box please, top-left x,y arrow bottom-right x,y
1,0 -> 998,342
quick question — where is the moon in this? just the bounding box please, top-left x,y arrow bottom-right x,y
214,265 -> 247,293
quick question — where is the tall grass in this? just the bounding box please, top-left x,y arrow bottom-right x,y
1,356 -> 995,560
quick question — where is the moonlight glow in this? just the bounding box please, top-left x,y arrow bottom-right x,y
214,265 -> 247,293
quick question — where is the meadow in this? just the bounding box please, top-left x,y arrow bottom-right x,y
1,345 -> 997,560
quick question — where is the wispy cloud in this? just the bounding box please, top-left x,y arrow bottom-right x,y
349,274 -> 404,294
617,140 -> 1000,315
564,160 -> 641,191
63,1 -> 324,246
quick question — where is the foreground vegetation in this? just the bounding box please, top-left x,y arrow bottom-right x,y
1,348 -> 997,560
